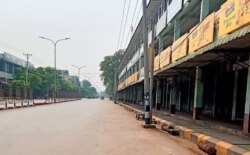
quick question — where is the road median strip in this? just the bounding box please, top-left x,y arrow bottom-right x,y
117,102 -> 250,155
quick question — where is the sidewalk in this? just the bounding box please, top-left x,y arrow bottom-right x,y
117,102 -> 250,155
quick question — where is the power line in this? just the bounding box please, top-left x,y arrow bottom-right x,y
124,0 -> 139,48
117,0 -> 127,50
120,0 -> 132,49
134,4 -> 142,31
0,40 -> 49,66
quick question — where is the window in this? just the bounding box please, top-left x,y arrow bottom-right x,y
158,6 -> 162,19
163,1 -> 167,12
168,0 -> 172,5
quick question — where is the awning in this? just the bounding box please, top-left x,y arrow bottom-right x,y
154,25 -> 250,77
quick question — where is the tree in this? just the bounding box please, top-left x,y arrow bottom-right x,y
81,80 -> 98,98
10,67 -> 80,98
99,49 -> 124,95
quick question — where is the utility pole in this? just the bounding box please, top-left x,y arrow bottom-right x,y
23,53 -> 32,84
114,69 -> 117,103
142,0 -> 154,128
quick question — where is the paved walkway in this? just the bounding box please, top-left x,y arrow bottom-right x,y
127,103 -> 250,151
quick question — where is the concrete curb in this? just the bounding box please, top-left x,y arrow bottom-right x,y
0,99 -> 80,111
117,102 -> 250,155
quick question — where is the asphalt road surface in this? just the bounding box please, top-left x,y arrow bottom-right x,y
0,99 -> 204,155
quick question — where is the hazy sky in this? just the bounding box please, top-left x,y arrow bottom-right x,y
0,0 -> 142,92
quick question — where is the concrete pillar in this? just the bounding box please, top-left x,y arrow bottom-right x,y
138,86 -> 141,105
170,76 -> 177,114
155,79 -> 162,110
176,75 -> 182,111
159,36 -> 164,52
243,57 -> 250,133
193,67 -> 204,120
123,91 -> 126,103
174,19 -> 181,41
200,0 -> 210,21
136,86 -> 139,104
232,57 -> 240,120
140,84 -> 144,105
126,89 -> 128,103
133,86 -> 136,104
130,88 -> 132,103
162,80 -> 166,108
165,80 -> 170,110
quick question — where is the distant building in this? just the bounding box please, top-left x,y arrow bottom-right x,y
58,69 -> 80,86
57,69 -> 69,76
0,52 -> 33,83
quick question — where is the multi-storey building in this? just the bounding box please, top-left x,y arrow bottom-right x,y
58,69 -> 80,86
0,52 -> 33,83
116,0 -> 250,134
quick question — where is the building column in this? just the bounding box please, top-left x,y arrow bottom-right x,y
123,91 -> 126,103
155,79 -> 162,110
138,85 -> 141,105
200,0 -> 210,21
174,19 -> 181,41
159,36 -> 164,52
162,80 -> 166,108
129,88 -> 132,103
133,86 -> 136,104
170,76 -> 177,114
176,75 -> 182,111
243,56 -> 250,133
126,89 -> 128,103
172,18 -> 181,112
193,67 -> 204,120
165,79 -> 170,110
232,58 -> 240,120
136,85 -> 139,104
131,87 -> 133,103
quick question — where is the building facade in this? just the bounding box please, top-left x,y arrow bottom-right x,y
58,69 -> 80,86
116,0 -> 250,134
0,52 -> 33,83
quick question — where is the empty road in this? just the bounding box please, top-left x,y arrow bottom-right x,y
0,99 -> 203,155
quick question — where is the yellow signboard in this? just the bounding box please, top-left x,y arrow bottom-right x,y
172,33 -> 188,62
219,0 -> 250,37
154,55 -> 160,71
134,72 -> 138,81
189,13 -> 215,53
129,76 -> 132,85
240,0 -> 250,26
130,75 -> 134,84
219,0 -> 241,37
160,46 -> 171,68
148,46 -> 155,73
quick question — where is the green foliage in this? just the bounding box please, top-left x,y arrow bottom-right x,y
99,50 -> 124,95
81,80 -> 98,98
11,67 -> 80,98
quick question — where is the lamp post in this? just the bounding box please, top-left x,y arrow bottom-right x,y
39,36 -> 70,103
72,65 -> 86,82
72,65 -> 86,99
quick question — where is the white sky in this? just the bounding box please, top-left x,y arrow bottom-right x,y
0,0 -> 142,92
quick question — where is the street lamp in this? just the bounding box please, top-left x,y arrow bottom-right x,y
72,65 -> 86,82
39,36 -> 70,103
72,65 -> 86,99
